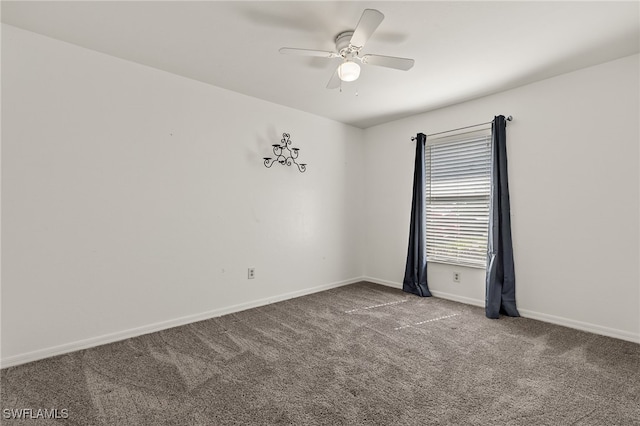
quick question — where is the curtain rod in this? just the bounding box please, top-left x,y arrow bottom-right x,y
411,115 -> 513,141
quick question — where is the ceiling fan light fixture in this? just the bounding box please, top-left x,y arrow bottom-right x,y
338,60 -> 360,82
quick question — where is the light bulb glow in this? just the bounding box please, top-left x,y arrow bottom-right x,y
338,61 -> 360,82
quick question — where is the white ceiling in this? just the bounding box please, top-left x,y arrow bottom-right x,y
2,1 -> 639,128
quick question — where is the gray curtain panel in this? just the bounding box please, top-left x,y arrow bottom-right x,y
403,133 -> 432,297
485,116 -> 520,318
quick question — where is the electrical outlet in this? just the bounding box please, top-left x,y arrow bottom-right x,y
453,272 -> 461,283
248,268 -> 255,279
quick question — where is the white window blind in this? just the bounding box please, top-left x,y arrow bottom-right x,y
425,131 -> 491,268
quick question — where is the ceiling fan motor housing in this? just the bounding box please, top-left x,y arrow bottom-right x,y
335,31 -> 357,56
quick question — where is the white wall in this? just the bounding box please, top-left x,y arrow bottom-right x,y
1,25 -> 364,366
363,54 -> 640,342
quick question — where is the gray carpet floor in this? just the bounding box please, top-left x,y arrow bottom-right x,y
1,282 -> 639,425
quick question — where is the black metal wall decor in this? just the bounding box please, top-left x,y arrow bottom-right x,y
263,133 -> 307,173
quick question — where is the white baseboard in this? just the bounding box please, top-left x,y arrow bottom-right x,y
363,276 -> 484,307
429,290 -> 484,308
362,276 -> 402,289
0,277 -> 362,369
517,308 -> 639,344
363,276 -> 639,344
4,276 -> 637,368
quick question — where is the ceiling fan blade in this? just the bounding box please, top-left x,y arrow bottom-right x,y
361,54 -> 415,71
326,66 -> 341,89
350,9 -> 384,48
279,47 -> 339,58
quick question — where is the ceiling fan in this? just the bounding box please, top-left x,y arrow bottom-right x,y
279,9 -> 415,89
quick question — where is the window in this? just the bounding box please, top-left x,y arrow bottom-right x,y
425,130 -> 491,268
